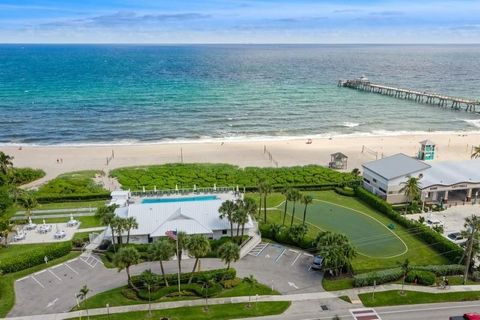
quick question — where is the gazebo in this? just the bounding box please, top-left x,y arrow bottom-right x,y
329,152 -> 348,170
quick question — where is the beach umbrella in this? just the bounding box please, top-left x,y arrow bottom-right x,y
154,185 -> 157,192
194,184 -> 197,191
213,184 -> 216,191
28,216 -> 32,225
43,219 -> 46,225
70,213 -> 74,221
236,185 -> 239,192
175,184 -> 178,191
142,186 -> 145,193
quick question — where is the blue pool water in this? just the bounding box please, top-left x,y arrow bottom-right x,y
141,195 -> 218,204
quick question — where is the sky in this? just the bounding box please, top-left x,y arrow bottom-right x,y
0,0 -> 479,43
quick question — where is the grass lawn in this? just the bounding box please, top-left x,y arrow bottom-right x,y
359,290 -> 480,307
0,251 -> 80,317
33,200 -> 106,210
75,281 -> 279,310
36,170 -> 106,195
0,242 -> 68,262
70,302 -> 291,320
260,191 -> 448,273
31,216 -> 103,229
323,277 -> 355,291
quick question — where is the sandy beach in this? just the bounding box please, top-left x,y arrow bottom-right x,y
2,132 -> 479,188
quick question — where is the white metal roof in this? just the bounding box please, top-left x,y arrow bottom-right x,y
420,159 -> 480,188
115,198 -> 253,237
362,153 -> 431,180
111,190 -> 130,197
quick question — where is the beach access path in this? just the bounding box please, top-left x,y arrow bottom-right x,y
3,133 -> 480,188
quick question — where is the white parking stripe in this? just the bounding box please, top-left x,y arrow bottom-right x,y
16,275 -> 30,282
51,264 -> 63,269
289,249 -> 299,253
64,263 -> 79,275
48,269 -> 62,282
291,252 -> 302,266
31,276 -> 45,288
303,252 -> 313,257
275,248 -> 287,262
34,270 -> 46,276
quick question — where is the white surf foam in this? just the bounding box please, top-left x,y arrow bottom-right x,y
343,122 -> 360,128
462,119 -> 480,128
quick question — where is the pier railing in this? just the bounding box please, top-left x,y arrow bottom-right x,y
338,79 -> 479,113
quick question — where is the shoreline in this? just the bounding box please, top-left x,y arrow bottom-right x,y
1,128 -> 480,148
2,132 -> 479,189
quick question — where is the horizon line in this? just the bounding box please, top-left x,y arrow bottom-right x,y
1,42 -> 480,45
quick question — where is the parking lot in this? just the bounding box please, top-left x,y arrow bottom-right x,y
236,242 -> 324,294
410,204 -> 480,234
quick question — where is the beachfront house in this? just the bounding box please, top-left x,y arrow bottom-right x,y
362,153 -> 480,204
110,193 -> 254,244
418,139 -> 436,161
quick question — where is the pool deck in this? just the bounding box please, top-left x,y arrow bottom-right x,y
131,191 -> 240,205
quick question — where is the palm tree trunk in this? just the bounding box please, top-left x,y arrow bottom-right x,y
160,261 -> 169,287
258,196 -> 262,217
85,300 -> 90,320
227,261 -> 230,270
178,250 -> 182,274
290,201 -> 296,227
282,200 -> 288,226
110,226 -> 116,252
464,231 -> 475,284
126,267 -> 139,292
126,229 -> 130,244
189,258 -> 199,284
263,193 -> 267,223
302,204 -> 307,225
241,223 -> 245,242
236,223 -> 240,238
230,221 -> 234,239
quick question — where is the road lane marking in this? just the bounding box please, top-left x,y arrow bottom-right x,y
46,298 -> 58,308
31,276 -> 45,288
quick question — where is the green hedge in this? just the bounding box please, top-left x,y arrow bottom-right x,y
355,187 -> 463,263
334,187 -> 356,197
0,242 -> 72,273
35,192 -> 110,203
405,270 -> 436,286
413,264 -> 464,276
354,267 -> 403,287
111,163 -> 360,191
259,223 -> 314,250
137,282 -> 223,300
132,268 -> 236,288
9,168 -> 45,186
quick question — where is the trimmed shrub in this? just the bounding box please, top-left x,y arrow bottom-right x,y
405,270 -> 436,286
36,192 -> 110,203
413,264 -> 464,276
334,187 -> 355,197
354,268 -> 403,287
0,242 -> 72,273
221,277 -> 242,289
121,288 -> 139,300
131,268 -> 236,288
471,271 -> 480,282
9,168 -> 45,186
355,187 -> 463,263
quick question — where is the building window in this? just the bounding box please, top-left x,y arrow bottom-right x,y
222,230 -> 227,235
379,187 -> 387,193
363,178 -> 370,184
373,178 -> 377,183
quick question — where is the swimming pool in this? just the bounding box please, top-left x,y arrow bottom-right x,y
141,195 -> 219,204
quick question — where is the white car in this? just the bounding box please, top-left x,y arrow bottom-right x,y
427,217 -> 443,226
446,232 -> 467,244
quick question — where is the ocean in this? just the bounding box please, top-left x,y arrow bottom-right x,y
0,44 -> 479,145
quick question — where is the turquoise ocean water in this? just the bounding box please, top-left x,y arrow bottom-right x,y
0,44 -> 479,145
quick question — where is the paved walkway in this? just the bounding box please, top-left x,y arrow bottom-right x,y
12,212 -> 96,220
15,208 -> 97,215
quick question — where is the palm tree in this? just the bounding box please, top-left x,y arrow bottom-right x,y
462,215 -> 480,284
76,285 -> 90,320
111,216 -> 126,245
113,246 -> 140,292
19,194 -> 37,219
0,152 -> 13,175
176,231 -> 187,274
243,275 -> 258,307
301,194 -> 313,226
281,188 -> 291,226
315,231 -> 357,277
240,197 -> 257,241
124,217 -> 138,244
471,145 -> 480,159
262,182 -> 273,223
95,205 -> 118,252
219,200 -> 236,239
290,189 -> 301,227
185,234 -> 211,284
140,269 -> 156,317
0,219 -> 14,247
399,259 -> 411,295
148,239 -> 175,287
399,177 -> 421,206
217,242 -> 240,269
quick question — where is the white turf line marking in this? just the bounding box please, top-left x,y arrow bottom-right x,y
64,263 -> 79,275
275,248 -> 287,262
291,252 -> 302,266
31,276 -> 45,288
48,269 -> 62,281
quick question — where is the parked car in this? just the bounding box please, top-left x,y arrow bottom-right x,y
450,313 -> 480,320
311,255 -> 324,270
427,217 -> 443,226
447,232 -> 466,244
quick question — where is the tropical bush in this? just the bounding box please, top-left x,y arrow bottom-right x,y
221,277 -> 242,289
8,168 -> 45,186
334,186 -> 355,197
353,267 -> 403,287
0,242 -> 72,273
36,171 -> 106,196
259,223 -> 313,250
111,163 -> 359,191
131,268 -> 236,288
0,187 -> 12,215
35,192 -> 110,203
413,264 -> 464,276
405,270 -> 436,286
355,187 -> 463,263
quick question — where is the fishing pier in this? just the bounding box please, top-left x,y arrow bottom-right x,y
338,77 -> 480,113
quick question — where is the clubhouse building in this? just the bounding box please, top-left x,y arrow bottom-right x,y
110,192 -> 254,244
362,153 -> 480,204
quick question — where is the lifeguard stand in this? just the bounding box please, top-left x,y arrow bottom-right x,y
418,140 -> 436,161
